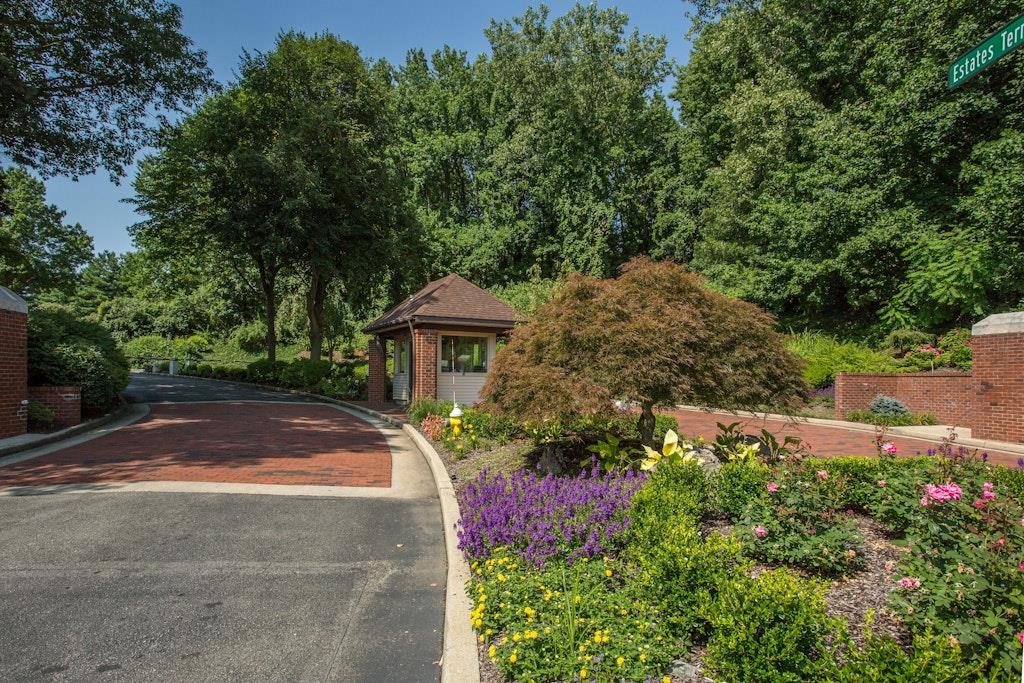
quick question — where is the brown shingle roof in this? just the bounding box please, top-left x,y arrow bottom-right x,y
363,274 -> 521,333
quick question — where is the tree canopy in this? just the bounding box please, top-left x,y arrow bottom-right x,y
0,0 -> 212,181
481,257 -> 807,445
0,167 -> 92,298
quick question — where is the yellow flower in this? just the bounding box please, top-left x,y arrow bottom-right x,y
488,645 -> 497,659
524,606 -> 536,617
616,656 -> 625,666
580,669 -> 588,679
512,633 -> 522,642
640,654 -> 647,663
662,677 -> 671,683
478,635 -> 484,643
605,569 -> 613,577
509,653 -> 518,663
574,594 -> 582,604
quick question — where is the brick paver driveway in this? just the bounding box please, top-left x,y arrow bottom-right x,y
0,373 -> 444,682
0,401 -> 392,487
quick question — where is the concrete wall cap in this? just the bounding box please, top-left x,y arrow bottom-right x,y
0,286 -> 27,314
972,312 -> 1024,336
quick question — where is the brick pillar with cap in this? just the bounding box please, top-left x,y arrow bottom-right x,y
971,313 -> 1024,444
368,335 -> 386,409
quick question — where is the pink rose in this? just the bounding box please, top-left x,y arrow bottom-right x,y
816,470 -> 829,481
996,538 -> 1007,548
898,577 -> 921,589
1018,632 -> 1024,645
766,482 -> 779,493
922,482 -> 962,505
882,442 -> 897,455
973,500 -> 985,508
753,526 -> 768,538
984,481 -> 994,491
877,480 -> 887,488
982,490 -> 996,501
1018,561 -> 1024,570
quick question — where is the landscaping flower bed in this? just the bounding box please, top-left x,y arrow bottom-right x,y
442,422 -> 1024,682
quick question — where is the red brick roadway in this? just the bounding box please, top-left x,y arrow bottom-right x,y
0,402 -> 392,488
665,408 -> 1023,469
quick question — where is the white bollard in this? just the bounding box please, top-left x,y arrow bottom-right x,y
169,358 -> 179,376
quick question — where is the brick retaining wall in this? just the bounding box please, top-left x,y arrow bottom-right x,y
835,371 -> 974,426
28,386 -> 81,429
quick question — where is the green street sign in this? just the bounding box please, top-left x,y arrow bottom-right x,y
949,14 -> 1024,89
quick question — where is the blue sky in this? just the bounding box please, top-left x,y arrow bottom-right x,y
44,1 -> 694,254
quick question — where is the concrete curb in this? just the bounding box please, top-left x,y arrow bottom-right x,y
0,403 -> 136,458
337,400 -> 480,683
674,404 -> 1024,456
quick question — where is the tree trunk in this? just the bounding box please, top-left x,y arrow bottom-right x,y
257,262 -> 278,363
637,401 -> 656,448
306,268 -> 328,363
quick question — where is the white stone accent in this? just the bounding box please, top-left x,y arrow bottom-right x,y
972,312 -> 1024,336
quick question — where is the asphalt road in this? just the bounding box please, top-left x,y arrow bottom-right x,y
0,374 -> 445,682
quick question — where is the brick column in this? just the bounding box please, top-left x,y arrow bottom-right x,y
971,313 -> 1024,443
0,287 -> 28,439
412,328 -> 438,400
367,335 -> 386,408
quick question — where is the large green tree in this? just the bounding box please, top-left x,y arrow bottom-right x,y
238,33 -> 419,361
394,4 -> 680,286
0,0 -> 212,182
0,167 -> 93,297
672,0 -> 1024,332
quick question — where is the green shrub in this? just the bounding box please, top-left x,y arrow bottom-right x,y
28,305 -> 129,413
472,548 -> 675,682
869,395 -> 909,417
938,328 -> 972,370
706,568 -> 840,682
846,408 -> 938,427
26,401 -> 55,432
230,321 -> 267,352
625,514 -> 747,638
409,398 -> 453,425
245,358 -> 287,384
713,460 -> 771,520
121,335 -> 174,364
195,363 -> 213,378
830,629 -> 980,682
279,358 -> 334,389
787,333 -> 896,389
157,360 -> 170,373
317,373 -> 365,400
882,329 -> 934,357
804,456 -> 881,510
172,333 -> 210,360
629,460 -> 709,528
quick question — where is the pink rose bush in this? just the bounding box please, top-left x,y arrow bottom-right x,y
753,525 -> 768,538
766,481 -> 779,493
882,442 -> 897,456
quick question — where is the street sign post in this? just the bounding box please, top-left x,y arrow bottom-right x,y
948,13 -> 1024,89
